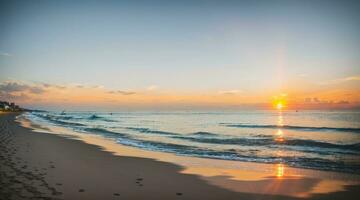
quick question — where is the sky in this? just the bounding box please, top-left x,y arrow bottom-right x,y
0,0 -> 360,111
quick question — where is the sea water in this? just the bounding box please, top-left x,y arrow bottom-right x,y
24,110 -> 360,174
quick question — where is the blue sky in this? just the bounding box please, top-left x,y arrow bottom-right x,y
0,0 -> 359,109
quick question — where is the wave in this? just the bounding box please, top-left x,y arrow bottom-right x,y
190,131 -> 218,137
126,128 -> 223,137
172,135 -> 360,151
86,114 -> 118,122
81,127 -> 213,155
116,137 -> 360,174
88,114 -> 103,120
60,126 -> 360,173
121,139 -> 360,173
34,113 -> 85,127
83,127 -> 130,139
125,127 -> 179,135
53,116 -> 74,120
39,113 -> 118,123
52,120 -> 85,127
221,123 -> 360,133
78,127 -> 238,158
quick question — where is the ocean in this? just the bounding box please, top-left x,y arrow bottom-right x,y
24,110 -> 360,174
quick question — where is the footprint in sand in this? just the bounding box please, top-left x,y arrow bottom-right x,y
135,178 -> 144,186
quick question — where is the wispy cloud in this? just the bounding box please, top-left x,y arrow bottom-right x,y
91,85 -> 104,89
0,52 -> 12,57
40,82 -> 67,90
318,75 -> 360,85
304,97 -> 351,104
218,90 -> 242,95
298,73 -> 308,77
146,85 -> 158,91
108,90 -> 136,95
0,81 -> 45,94
0,92 -> 29,101
0,80 -> 140,104
342,76 -> 360,81
0,81 -> 46,102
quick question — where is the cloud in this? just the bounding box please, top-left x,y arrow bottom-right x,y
0,52 -> 12,57
343,76 -> 360,81
0,81 -> 37,101
218,90 -> 242,95
108,90 -> 136,95
75,85 -> 84,88
29,87 -> 45,94
303,97 -> 349,105
0,82 -> 29,92
146,85 -> 158,91
336,100 -> 349,104
319,75 -> 360,85
92,85 -> 104,89
0,91 -> 30,101
0,81 -> 45,94
45,84 -> 66,90
54,85 -> 67,90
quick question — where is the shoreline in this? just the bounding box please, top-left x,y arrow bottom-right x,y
1,112 -> 359,199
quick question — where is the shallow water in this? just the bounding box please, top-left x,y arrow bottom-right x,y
24,110 -> 360,174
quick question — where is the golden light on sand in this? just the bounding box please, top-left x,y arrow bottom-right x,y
276,163 -> 285,178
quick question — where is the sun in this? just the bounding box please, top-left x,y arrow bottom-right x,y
272,94 -> 287,110
273,99 -> 286,110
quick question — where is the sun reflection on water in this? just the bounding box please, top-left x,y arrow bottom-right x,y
275,109 -> 285,142
275,109 -> 286,178
275,129 -> 285,142
277,112 -> 284,127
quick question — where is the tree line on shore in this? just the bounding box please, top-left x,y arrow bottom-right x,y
0,100 -> 25,112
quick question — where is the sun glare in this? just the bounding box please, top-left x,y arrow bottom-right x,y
273,100 -> 286,110
272,94 -> 287,110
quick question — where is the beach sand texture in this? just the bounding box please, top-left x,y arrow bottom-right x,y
1,113 -> 359,200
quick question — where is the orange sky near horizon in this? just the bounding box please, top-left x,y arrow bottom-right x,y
1,78 -> 358,111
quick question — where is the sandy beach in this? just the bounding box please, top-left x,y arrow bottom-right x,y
1,112 -> 359,200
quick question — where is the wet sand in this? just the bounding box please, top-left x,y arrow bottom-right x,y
1,112 -> 359,200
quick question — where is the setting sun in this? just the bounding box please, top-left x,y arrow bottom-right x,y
273,99 -> 287,110
272,94 -> 287,110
